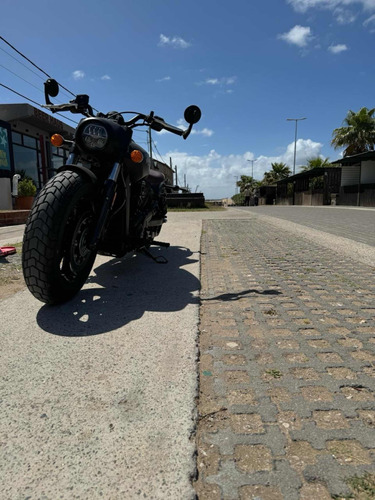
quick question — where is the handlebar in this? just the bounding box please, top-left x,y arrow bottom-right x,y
122,111 -> 190,139
44,103 -> 78,113
44,77 -> 199,139
151,116 -> 184,136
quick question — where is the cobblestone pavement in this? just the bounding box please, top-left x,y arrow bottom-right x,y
194,218 -> 375,499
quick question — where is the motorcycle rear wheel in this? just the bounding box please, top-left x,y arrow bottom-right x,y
22,170 -> 97,304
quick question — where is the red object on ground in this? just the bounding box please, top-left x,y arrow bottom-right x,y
0,246 -> 17,257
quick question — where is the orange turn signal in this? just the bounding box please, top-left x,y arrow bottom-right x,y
130,149 -> 143,163
50,134 -> 64,147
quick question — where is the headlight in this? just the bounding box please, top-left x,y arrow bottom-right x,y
82,124 -> 108,150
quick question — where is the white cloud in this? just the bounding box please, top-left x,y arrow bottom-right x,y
72,70 -> 85,80
175,118 -> 214,137
101,75 -> 111,80
278,25 -> 313,47
204,76 -> 236,85
158,34 -> 191,49
166,139 -> 323,199
364,13 -> 375,30
156,76 -> 171,82
223,76 -> 236,85
191,128 -> 214,137
333,7 -> 357,22
205,78 -> 219,85
287,0 -> 375,13
328,43 -> 348,52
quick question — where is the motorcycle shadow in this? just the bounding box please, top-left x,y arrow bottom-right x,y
36,246 -> 200,337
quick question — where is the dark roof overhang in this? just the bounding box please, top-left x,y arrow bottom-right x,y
0,103 -> 75,138
331,151 -> 375,166
276,167 -> 339,184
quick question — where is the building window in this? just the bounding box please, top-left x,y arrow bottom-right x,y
51,145 -> 68,172
12,131 -> 22,145
12,133 -> 41,188
23,135 -> 37,149
13,144 -> 40,187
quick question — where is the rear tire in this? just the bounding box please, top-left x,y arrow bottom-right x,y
22,170 -> 97,304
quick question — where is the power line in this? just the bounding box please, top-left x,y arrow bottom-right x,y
0,45 -> 75,102
0,45 -> 45,81
0,82 -> 79,125
1,62 -> 73,105
0,82 -> 41,106
0,36 -> 101,114
152,138 -> 166,164
0,63 -> 44,94
0,36 -> 75,97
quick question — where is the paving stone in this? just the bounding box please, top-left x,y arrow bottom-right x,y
234,444 -> 273,473
299,481 -> 333,499
239,484 -> 283,499
313,410 -> 350,429
194,218 -> 375,499
230,414 -> 264,435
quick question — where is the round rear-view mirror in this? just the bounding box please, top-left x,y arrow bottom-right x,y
184,105 -> 201,125
45,78 -> 59,97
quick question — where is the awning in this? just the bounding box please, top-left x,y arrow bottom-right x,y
0,103 -> 75,137
331,151 -> 375,166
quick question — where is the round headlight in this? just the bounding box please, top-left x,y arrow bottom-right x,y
82,124 -> 108,150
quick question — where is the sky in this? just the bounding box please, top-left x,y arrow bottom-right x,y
1,0 -> 375,198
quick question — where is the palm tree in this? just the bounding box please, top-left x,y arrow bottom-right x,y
236,175 -> 256,206
262,162 -> 291,184
331,107 -> 375,156
300,156 -> 332,172
236,175 -> 255,193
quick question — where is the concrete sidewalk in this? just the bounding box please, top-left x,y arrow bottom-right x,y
0,213 -> 206,499
195,215 -> 375,499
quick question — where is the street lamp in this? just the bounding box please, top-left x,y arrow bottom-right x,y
286,117 -> 306,175
247,159 -> 254,178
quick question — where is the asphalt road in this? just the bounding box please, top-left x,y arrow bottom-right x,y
236,205 -> 375,247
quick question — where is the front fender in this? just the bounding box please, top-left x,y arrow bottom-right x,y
57,164 -> 98,184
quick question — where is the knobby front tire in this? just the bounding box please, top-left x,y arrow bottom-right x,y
22,170 -> 98,305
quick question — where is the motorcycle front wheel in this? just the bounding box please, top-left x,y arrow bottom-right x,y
22,170 -> 98,304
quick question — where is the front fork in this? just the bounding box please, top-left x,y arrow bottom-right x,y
66,155 -> 126,248
90,162 -> 122,247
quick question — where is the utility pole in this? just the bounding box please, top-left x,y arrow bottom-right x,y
169,157 -> 175,187
235,175 -> 239,195
286,117 -> 306,175
148,126 -> 152,160
247,159 -> 254,178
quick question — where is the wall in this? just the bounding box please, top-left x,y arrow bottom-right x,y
338,184 -> 375,207
0,178 -> 12,210
341,166 -> 359,186
276,197 -> 293,205
166,193 -> 205,208
0,209 -> 29,226
342,162 -> 375,185
294,191 -> 324,206
361,161 -> 375,184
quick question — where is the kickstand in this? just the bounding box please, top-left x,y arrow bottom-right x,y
139,246 -> 168,264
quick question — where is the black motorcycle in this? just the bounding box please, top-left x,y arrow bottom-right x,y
22,78 -> 201,304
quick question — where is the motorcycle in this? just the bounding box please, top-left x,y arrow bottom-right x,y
22,78 -> 201,305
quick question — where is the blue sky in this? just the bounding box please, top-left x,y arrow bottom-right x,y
1,0 -> 375,198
